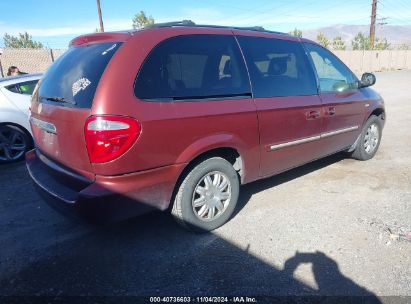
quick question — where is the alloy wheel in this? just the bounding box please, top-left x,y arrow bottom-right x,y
364,123 -> 379,154
0,127 -> 27,161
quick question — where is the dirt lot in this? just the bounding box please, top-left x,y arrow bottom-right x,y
0,71 -> 410,301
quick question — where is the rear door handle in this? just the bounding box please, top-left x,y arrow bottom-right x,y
306,110 -> 321,120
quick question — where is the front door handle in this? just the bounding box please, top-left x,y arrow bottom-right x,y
327,107 -> 336,116
306,110 -> 321,120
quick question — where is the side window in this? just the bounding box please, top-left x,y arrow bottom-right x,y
6,80 -> 38,95
18,80 -> 38,95
135,35 -> 251,101
237,36 -> 318,98
304,43 -> 356,93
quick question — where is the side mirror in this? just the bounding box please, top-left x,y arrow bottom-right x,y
359,73 -> 376,88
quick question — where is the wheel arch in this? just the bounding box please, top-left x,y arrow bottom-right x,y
174,133 -> 251,180
168,146 -> 243,211
349,108 -> 385,153
368,107 -> 385,121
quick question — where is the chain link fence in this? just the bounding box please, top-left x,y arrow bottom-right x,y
0,48 -> 410,78
0,48 -> 66,77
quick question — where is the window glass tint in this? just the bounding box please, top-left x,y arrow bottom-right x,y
237,36 -> 318,98
135,35 -> 251,101
18,80 -> 38,95
304,43 -> 356,93
39,42 -> 122,108
5,85 -> 19,93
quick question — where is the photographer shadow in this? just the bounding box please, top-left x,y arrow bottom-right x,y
281,251 -> 382,302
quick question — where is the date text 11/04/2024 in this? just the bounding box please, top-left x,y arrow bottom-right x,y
149,297 -> 257,303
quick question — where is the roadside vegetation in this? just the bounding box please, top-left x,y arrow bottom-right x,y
290,28 -> 391,50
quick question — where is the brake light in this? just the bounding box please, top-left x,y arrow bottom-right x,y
85,116 -> 141,163
69,36 -> 89,46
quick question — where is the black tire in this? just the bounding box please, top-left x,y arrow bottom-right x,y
171,157 -> 240,233
351,115 -> 383,161
0,125 -> 32,164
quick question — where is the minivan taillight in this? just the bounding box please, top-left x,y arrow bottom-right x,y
85,116 -> 141,163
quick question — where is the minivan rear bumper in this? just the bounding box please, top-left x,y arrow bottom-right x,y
26,149 -> 185,223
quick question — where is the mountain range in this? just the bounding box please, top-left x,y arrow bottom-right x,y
301,24 -> 411,47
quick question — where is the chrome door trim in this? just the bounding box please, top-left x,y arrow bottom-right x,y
320,126 -> 359,138
269,135 -> 321,151
30,117 -> 57,134
268,125 -> 359,151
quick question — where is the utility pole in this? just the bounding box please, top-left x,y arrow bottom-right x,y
370,0 -> 377,49
96,0 -> 105,32
377,17 -> 388,40
377,17 -> 388,27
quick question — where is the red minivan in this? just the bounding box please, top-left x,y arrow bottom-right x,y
26,21 -> 385,232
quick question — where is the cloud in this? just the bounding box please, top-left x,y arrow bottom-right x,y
0,22 -> 92,37
0,18 -> 135,38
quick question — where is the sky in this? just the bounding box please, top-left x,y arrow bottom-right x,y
1,0 -> 410,48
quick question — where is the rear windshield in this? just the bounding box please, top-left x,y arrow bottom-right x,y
38,42 -> 122,108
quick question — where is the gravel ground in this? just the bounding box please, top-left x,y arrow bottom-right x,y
0,71 -> 410,301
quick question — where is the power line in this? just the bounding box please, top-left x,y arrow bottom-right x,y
378,0 -> 411,24
222,0 -> 329,26
218,0 -> 370,28
386,0 -> 411,18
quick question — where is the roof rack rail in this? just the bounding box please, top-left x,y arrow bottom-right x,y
233,26 -> 266,31
144,20 -> 290,36
145,20 -> 196,28
231,26 -> 289,35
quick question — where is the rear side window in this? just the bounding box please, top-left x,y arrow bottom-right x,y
6,80 -> 38,95
237,36 -> 318,98
38,42 -> 122,108
135,35 -> 251,101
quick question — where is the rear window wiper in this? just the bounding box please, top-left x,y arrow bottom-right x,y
42,96 -> 76,105
46,96 -> 65,102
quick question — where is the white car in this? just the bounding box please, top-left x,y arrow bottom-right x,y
0,73 -> 42,163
